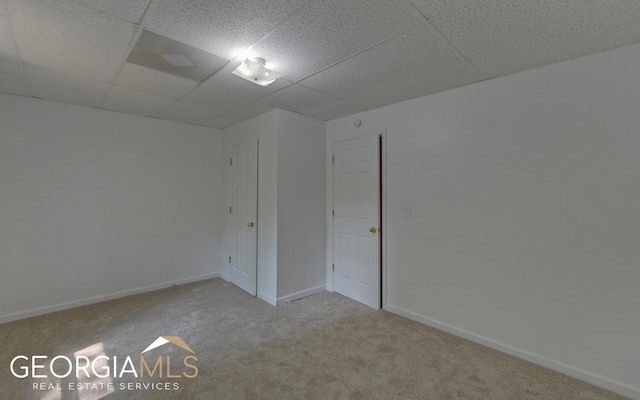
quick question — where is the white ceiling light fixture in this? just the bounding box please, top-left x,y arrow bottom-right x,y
232,57 -> 279,86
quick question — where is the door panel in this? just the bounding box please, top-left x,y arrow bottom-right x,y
357,236 -> 371,286
333,135 -> 380,309
229,140 -> 258,296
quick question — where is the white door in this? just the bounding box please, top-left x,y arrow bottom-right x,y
229,140 -> 258,296
333,135 -> 381,309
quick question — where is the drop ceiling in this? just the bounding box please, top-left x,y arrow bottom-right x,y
2,0 -> 640,129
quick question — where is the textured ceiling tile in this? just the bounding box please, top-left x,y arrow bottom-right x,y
536,0 -> 640,60
408,0 -> 477,20
212,106 -> 272,129
467,33 -> 563,79
8,0 -> 136,83
73,0 -> 150,23
248,84 -> 336,112
245,0 -> 426,81
0,0 -> 16,53
299,99 -> 366,121
116,62 -> 199,98
160,100 -> 226,127
0,0 -> 28,95
0,58 -> 28,96
567,26 -> 640,61
346,61 -> 482,111
184,61 -> 292,110
299,24 -> 470,98
102,86 -> 176,117
429,0 -> 546,56
145,0 -> 309,59
468,0 -> 640,81
24,64 -> 111,107
531,0 -> 640,27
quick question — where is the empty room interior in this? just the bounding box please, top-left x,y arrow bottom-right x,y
1,0 -> 639,399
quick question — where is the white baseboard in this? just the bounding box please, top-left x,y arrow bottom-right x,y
0,272 -> 220,324
258,292 -> 277,306
277,284 -> 326,306
385,303 -> 640,400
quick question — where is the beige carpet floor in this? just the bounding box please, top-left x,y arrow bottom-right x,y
0,278 -> 628,400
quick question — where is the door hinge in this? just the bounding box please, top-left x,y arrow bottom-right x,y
332,209 -> 334,217
228,256 -> 231,263
332,155 -> 334,164
229,206 -> 232,214
230,158 -> 233,165
332,264 -> 335,271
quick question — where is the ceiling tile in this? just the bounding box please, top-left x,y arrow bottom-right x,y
299,99 -> 366,121
8,0 -> 136,83
0,0 -> 16,53
0,58 -> 27,96
127,30 -> 229,82
346,60 -> 481,111
145,0 -> 309,59
24,64 -> 111,107
0,0 -> 27,95
116,62 -> 199,98
408,0 -> 478,20
299,24 -> 471,98
160,100 -> 226,127
468,0 -> 640,79
248,84 -> 336,112
429,0 -> 546,56
466,33 -> 564,79
537,0 -> 640,60
210,106 -> 272,129
102,86 -> 176,117
530,0 -> 640,28
245,0 -> 426,81
73,0 -> 150,23
184,61 -> 292,110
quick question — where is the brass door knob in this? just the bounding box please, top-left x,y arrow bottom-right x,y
247,222 -> 254,228
369,227 -> 377,233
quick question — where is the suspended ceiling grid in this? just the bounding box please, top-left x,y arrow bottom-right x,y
1,0 -> 640,129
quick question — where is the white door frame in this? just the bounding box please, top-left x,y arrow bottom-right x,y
326,130 -> 387,309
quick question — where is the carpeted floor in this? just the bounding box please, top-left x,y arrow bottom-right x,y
0,278 -> 629,400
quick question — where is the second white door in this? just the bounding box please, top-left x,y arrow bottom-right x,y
333,135 -> 381,309
229,140 -> 258,296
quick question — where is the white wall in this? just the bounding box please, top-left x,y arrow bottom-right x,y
222,111 -> 279,304
222,109 -> 327,304
275,110 -> 326,300
0,94 -> 223,323
327,43 -> 640,398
